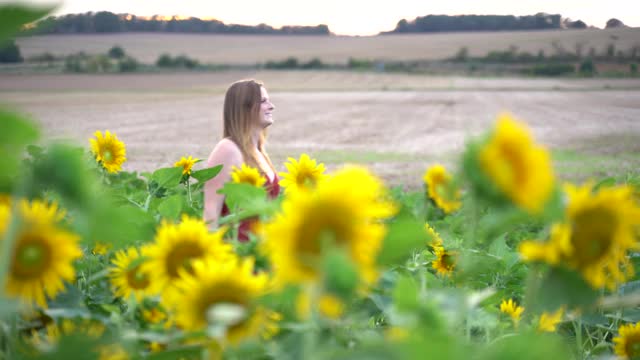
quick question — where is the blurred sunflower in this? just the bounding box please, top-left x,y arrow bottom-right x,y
519,183 -> 640,290
169,257 -> 271,345
174,155 -> 199,176
230,164 -> 266,187
499,299 -> 524,326
425,222 -> 443,249
89,130 -> 127,173
423,164 -> 461,214
92,242 -> 110,255
432,246 -> 456,277
143,216 -> 233,295
279,153 -> 326,193
262,166 -> 396,286
296,291 -> 345,320
30,318 -> 105,348
614,322 -> 640,359
109,247 -> 154,301
1,200 -> 81,308
537,307 -> 563,332
478,114 -> 554,214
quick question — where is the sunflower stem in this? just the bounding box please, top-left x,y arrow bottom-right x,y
187,178 -> 193,206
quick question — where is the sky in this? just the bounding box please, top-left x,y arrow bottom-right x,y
9,0 -> 640,35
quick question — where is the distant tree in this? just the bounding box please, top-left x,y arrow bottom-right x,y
567,20 -> 587,29
118,56 -> 138,72
156,54 -> 174,67
108,45 -> 125,59
579,58 -> 596,76
631,63 -> 638,75
453,47 -> 469,62
605,18 -> 625,28
0,40 -> 23,63
94,11 -> 123,32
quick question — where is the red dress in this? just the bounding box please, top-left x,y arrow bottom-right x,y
220,173 -> 280,242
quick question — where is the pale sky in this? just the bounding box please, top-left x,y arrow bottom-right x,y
9,0 -> 640,35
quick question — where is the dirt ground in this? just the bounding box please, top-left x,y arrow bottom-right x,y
2,71 -> 640,189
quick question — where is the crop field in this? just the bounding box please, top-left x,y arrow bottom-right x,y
15,27 -> 640,64
2,70 -> 639,188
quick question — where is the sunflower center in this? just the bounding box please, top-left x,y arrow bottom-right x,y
498,141 -> 527,186
12,237 -> 52,279
166,242 -> 204,278
126,266 -> 150,289
295,203 -> 352,271
625,335 -> 640,358
571,207 -> 616,267
442,253 -> 455,269
102,149 -> 113,162
200,283 -> 250,329
296,171 -> 315,187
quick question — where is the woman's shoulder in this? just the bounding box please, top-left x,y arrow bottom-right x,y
207,138 -> 243,166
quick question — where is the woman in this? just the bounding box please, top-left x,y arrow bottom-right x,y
203,79 -> 279,240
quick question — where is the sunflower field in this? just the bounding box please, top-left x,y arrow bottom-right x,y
3,5 -> 640,360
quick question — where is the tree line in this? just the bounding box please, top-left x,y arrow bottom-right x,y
383,13 -> 591,34
24,11 -> 331,35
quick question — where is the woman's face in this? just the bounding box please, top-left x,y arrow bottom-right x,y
258,86 -> 275,128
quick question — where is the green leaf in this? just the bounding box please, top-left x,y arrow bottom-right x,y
594,176 -> 616,191
217,182 -> 267,211
323,249 -> 359,298
377,216 -> 428,266
0,4 -> 54,44
476,331 -> 572,360
31,143 -> 95,208
392,275 -> 419,311
157,194 -> 184,220
0,108 -> 39,146
191,164 -> 222,183
151,167 -> 184,189
525,267 -> 599,313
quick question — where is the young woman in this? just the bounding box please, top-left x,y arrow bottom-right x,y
203,79 -> 279,240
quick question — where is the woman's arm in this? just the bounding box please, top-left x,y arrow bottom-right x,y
203,138 -> 243,229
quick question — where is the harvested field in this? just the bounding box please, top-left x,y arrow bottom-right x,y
15,27 -> 640,64
1,71 -> 640,188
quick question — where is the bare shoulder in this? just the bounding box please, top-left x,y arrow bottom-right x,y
207,138 -> 243,167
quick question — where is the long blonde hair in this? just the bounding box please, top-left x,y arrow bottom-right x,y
222,79 -> 275,175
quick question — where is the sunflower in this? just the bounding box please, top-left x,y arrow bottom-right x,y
92,242 -> 110,255
614,322 -> 640,359
230,164 -> 266,187
478,113 -> 554,214
296,291 -> 345,320
519,183 -> 640,290
168,257 -> 271,345
423,164 -> 461,214
1,200 -> 82,308
143,216 -> 234,295
109,247 -> 154,301
432,246 -> 456,277
174,156 -> 199,176
499,299 -> 524,326
89,130 -> 127,173
29,318 -> 105,347
261,166 -> 396,286
279,153 -> 326,193
425,222 -> 443,249
537,308 -> 564,332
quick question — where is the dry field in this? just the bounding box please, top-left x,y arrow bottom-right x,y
1,70 -> 640,188
16,27 -> 640,64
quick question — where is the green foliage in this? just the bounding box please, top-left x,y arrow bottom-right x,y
527,63 -> 575,76
0,4 -> 52,44
107,45 -> 125,59
0,39 -> 22,63
155,53 -> 199,69
579,58 -> 596,76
